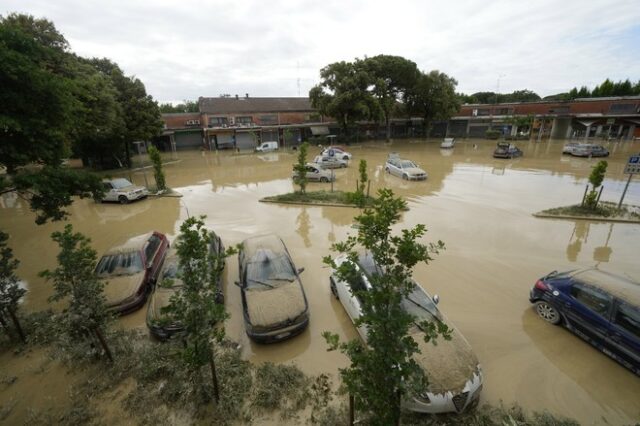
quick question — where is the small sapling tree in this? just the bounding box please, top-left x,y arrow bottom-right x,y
293,142 -> 309,194
0,231 -> 26,342
39,225 -> 112,361
584,160 -> 608,209
165,216 -> 235,405
148,145 -> 166,192
323,189 -> 448,425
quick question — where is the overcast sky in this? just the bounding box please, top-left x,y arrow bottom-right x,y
3,0 -> 639,103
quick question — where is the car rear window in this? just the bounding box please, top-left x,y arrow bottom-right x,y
96,251 -> 144,276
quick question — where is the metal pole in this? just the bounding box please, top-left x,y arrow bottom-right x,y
617,173 -> 633,210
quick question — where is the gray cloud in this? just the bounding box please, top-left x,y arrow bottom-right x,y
3,0 -> 639,102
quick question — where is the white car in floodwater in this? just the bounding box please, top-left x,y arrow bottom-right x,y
329,252 -> 483,414
385,153 -> 427,180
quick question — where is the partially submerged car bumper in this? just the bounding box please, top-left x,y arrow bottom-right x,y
403,367 -> 483,414
147,322 -> 184,341
246,314 -> 309,344
106,290 -> 148,315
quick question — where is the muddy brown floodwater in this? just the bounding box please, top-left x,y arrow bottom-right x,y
2,139 -> 640,424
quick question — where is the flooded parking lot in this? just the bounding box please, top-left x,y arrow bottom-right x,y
2,138 -> 640,424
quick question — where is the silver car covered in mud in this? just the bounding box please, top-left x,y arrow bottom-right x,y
236,234 -> 309,343
329,252 -> 483,414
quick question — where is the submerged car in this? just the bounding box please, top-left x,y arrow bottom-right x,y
493,142 -> 523,159
146,231 -> 225,340
330,253 -> 483,413
385,153 -> 427,180
101,178 -> 149,204
321,146 -> 352,160
529,268 -> 640,376
292,163 -> 335,183
440,138 -> 455,149
562,142 -> 582,155
96,232 -> 169,315
236,234 -> 309,343
313,155 -> 348,169
571,144 -> 609,157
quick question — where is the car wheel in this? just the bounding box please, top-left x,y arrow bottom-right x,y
343,155 -> 349,160
118,195 -> 129,204
402,174 -> 408,180
534,301 -> 561,325
385,167 -> 390,174
341,163 -> 347,168
320,177 -> 329,182
329,277 -> 338,299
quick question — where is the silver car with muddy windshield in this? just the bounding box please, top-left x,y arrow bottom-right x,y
385,153 -> 427,180
329,252 -> 483,414
236,234 -> 309,343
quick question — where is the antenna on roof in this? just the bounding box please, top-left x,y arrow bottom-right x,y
297,61 -> 300,97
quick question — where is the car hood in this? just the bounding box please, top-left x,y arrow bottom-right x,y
147,285 -> 180,323
405,167 -> 426,175
245,280 -> 306,327
101,272 -> 144,306
411,326 -> 481,395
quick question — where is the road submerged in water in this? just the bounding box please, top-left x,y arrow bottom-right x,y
1,138 -> 639,424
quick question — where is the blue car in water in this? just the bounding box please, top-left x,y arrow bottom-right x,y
529,268 -> 640,376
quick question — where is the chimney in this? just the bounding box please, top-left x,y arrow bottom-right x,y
245,93 -> 249,98
235,94 -> 239,100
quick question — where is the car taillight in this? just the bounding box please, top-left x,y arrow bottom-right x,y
535,280 -> 549,291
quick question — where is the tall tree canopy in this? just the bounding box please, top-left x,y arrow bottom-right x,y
0,13 -> 163,223
358,55 -> 420,140
309,61 -> 379,136
405,70 -> 460,136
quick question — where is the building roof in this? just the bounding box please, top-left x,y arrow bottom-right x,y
199,97 -> 313,114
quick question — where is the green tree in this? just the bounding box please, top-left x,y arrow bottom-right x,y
165,216 -> 234,404
584,160 -> 608,210
323,189 -> 447,425
0,231 -> 26,342
39,225 -> 112,361
0,14 -> 105,223
405,70 -> 460,138
293,142 -> 309,194
359,55 -> 419,141
159,100 -> 199,113
148,145 -> 166,191
351,159 -> 368,208
310,61 -> 378,138
88,58 -> 164,168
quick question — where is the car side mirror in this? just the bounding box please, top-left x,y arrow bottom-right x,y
433,294 -> 440,305
234,281 -> 241,287
297,267 -> 305,274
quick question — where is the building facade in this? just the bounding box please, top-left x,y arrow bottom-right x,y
158,95 -> 640,150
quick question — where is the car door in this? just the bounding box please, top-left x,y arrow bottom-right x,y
144,233 -> 166,284
306,165 -> 320,181
103,182 -> 116,201
563,282 -> 613,347
609,300 -> 640,372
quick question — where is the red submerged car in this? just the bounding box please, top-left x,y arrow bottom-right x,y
96,231 -> 169,315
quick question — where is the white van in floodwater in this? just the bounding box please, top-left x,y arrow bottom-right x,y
255,141 -> 278,152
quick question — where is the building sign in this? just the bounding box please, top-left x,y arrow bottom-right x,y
624,156 -> 640,174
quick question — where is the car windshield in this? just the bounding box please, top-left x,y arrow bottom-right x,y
400,160 -> 416,168
96,251 -> 144,276
402,284 -> 442,322
246,251 -> 296,290
111,178 -> 133,189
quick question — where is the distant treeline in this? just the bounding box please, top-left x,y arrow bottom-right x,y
159,99 -> 199,113
458,78 -> 640,104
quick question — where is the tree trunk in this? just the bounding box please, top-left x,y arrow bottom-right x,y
349,394 -> 355,426
7,308 -> 25,343
94,328 -> 113,362
209,347 -> 220,403
386,115 -> 391,142
0,311 -> 13,340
